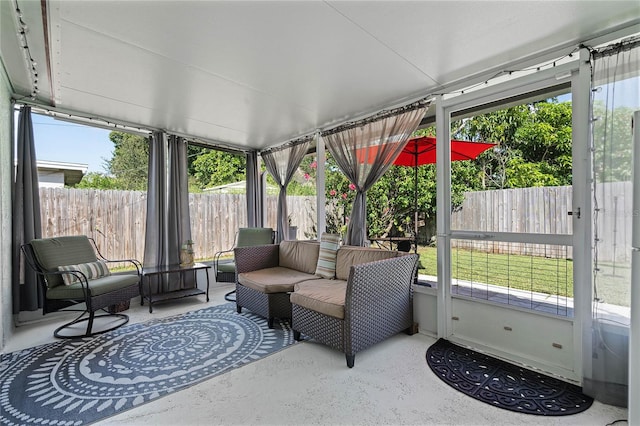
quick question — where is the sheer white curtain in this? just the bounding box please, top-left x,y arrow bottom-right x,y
585,36 -> 640,407
322,101 -> 429,246
262,138 -> 311,243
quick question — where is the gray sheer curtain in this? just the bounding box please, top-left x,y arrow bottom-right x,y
144,131 -> 168,292
167,135 -> 191,264
246,151 -> 262,227
584,37 -> 639,407
12,105 -> 42,313
143,132 -> 193,291
322,102 -> 429,246
167,135 -> 193,287
262,138 -> 311,243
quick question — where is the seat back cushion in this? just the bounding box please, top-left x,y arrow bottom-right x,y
279,240 -> 320,274
236,227 -> 274,248
30,236 -> 98,288
335,246 -> 401,281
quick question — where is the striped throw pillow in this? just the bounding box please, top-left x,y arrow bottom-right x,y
315,233 -> 341,279
58,260 -> 111,285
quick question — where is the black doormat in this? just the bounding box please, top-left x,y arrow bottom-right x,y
426,338 -> 593,416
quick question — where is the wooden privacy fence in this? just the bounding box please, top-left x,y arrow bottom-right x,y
450,186 -> 572,259
39,188 -> 316,263
452,186 -> 572,234
450,182 -> 632,263
39,182 -> 629,264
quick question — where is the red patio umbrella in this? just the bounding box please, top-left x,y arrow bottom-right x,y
397,136 -> 495,249
359,136 -> 495,251
394,136 -> 496,166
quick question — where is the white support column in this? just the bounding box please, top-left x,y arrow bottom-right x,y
315,133 -> 326,237
572,47 -> 592,389
436,95 -> 452,339
630,110 -> 640,425
261,171 -> 268,227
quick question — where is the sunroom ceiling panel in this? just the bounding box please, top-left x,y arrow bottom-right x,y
55,25 -> 324,148
330,1 -> 640,86
52,1 -> 439,148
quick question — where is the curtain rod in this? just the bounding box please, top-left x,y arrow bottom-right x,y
13,99 -> 155,136
14,99 -> 248,153
592,35 -> 640,59
260,133 -> 315,155
321,97 -> 433,137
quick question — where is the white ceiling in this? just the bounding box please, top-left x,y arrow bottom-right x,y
2,1 -> 639,151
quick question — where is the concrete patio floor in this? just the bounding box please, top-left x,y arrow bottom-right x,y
3,275 -> 629,425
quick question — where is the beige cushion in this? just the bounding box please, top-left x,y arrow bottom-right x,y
238,266 -> 319,294
291,279 -> 347,319
315,233 -> 340,279
279,240 -> 320,274
335,246 -> 401,280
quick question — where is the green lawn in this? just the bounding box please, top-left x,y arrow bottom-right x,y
416,246 -> 630,307
416,246 -> 573,297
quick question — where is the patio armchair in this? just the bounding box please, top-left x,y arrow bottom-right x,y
214,227 -> 274,282
214,227 -> 274,300
292,251 -> 419,368
21,235 -> 142,338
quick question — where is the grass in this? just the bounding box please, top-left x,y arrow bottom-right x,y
416,246 -> 573,297
416,246 -> 630,307
590,260 -> 631,308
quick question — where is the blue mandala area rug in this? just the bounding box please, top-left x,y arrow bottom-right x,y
426,338 -> 593,416
0,303 -> 294,425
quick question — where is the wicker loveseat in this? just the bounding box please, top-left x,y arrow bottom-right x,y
234,240 -> 418,367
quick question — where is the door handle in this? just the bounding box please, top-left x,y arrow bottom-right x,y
568,208 -> 581,219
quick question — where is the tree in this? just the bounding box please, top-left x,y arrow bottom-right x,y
191,149 -> 246,189
453,101 -> 573,190
592,103 -> 635,182
453,105 -> 529,189
286,155 -> 318,196
107,132 -> 149,190
75,172 -> 118,190
510,101 -> 572,186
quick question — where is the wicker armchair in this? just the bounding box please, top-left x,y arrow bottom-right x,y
214,227 -> 274,283
21,235 -> 141,338
291,253 -> 418,368
233,243 -> 301,328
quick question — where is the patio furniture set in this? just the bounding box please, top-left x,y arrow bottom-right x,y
234,235 -> 419,367
21,231 -> 419,367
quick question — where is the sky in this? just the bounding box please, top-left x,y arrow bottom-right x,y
25,113 -> 114,173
